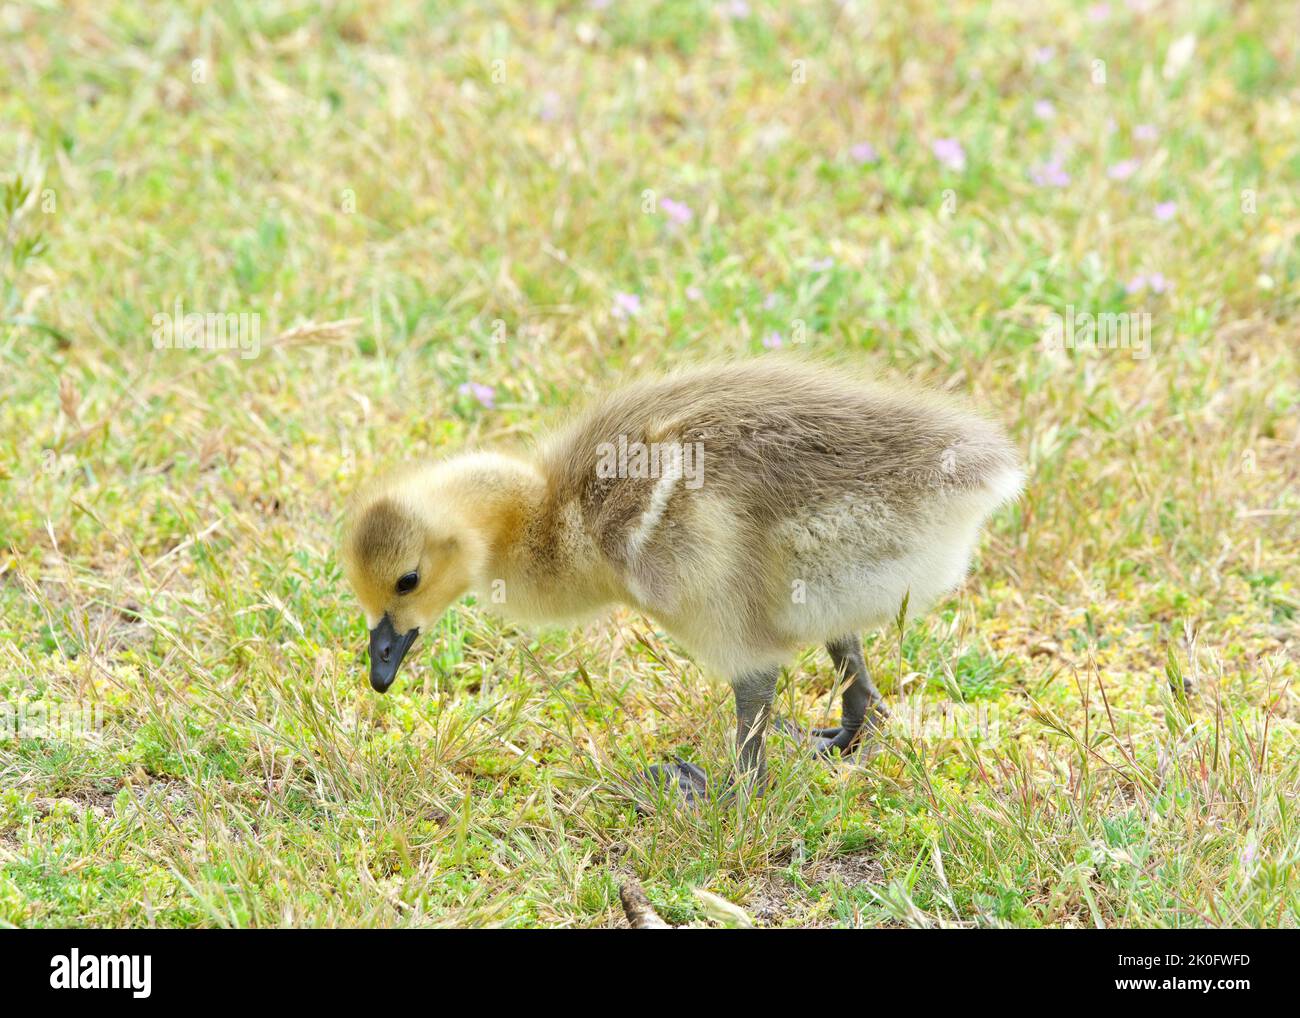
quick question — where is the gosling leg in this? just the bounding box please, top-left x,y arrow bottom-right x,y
731,665 -> 780,795
810,634 -> 887,754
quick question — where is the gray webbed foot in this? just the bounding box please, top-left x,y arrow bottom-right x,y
809,725 -> 866,756
642,758 -> 709,805
774,717 -> 881,757
635,761 -> 757,812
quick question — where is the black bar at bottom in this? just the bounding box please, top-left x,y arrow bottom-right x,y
0,928 -> 1288,1005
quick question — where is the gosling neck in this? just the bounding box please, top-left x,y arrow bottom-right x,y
433,451 -> 548,572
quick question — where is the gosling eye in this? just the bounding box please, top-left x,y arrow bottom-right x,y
395,571 -> 419,595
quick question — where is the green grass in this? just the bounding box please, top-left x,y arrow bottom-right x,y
1,0 -> 1297,927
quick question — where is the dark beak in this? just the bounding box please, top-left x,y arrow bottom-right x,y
368,615 -> 420,693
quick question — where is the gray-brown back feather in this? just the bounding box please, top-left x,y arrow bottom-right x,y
542,359 -> 1019,559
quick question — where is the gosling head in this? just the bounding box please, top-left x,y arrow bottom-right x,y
340,483 -> 485,692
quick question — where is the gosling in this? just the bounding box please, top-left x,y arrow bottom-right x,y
340,359 -> 1023,801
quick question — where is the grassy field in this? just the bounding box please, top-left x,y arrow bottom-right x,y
1,0 -> 1297,929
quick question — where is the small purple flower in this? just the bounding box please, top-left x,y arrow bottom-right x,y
809,257 -> 834,272
762,331 -> 783,349
538,91 -> 561,122
1126,272 -> 1171,296
1031,46 -> 1056,65
659,197 -> 693,225
932,137 -> 966,172
685,285 -> 703,301
1134,123 -> 1158,142
1107,158 -> 1140,181
458,381 -> 496,409
849,141 -> 879,165
1242,844 -> 1257,867
612,291 -> 642,319
725,0 -> 750,17
1031,156 -> 1071,187
762,293 -> 779,310
1154,200 -> 1176,221
1088,3 -> 1111,20
1033,99 -> 1056,120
